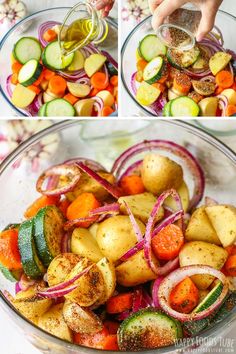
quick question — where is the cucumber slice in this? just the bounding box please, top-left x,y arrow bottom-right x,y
0,262 -> 22,282
136,82 -> 161,106
38,103 -> 47,117
45,99 -> 75,117
184,282 -> 223,335
42,41 -> 74,70
209,291 -> 236,327
34,206 -> 65,267
118,308 -> 182,350
13,37 -> 42,65
163,101 -> 172,116
106,61 -> 118,77
143,56 -> 164,84
18,59 -> 43,87
18,220 -> 45,279
170,96 -> 200,117
167,46 -> 200,69
139,34 -> 167,62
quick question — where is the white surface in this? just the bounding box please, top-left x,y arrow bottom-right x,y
120,0 -> 236,116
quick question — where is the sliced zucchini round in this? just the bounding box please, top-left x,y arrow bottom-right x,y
143,56 -> 164,84
42,41 -> 74,70
170,96 -> 200,117
45,99 -> 76,117
13,37 -> 42,64
163,101 -> 172,117
167,46 -> 200,69
34,206 -> 65,267
18,220 -> 45,279
38,103 -> 47,117
18,59 -> 43,87
118,308 -> 182,351
139,34 -> 167,62
192,80 -> 215,96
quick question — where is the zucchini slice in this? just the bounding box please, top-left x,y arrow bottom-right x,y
209,291 -> 236,327
143,56 -> 164,84
167,46 -> 200,69
34,206 -> 65,267
13,37 -> 42,64
45,99 -> 75,117
118,308 -> 182,351
18,220 -> 45,279
42,41 -> 74,70
184,282 -> 223,335
170,96 -> 200,117
18,59 -> 43,87
163,101 -> 172,117
106,61 -> 118,77
139,34 -> 167,62
136,82 -> 161,106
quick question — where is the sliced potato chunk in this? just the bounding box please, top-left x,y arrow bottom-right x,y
71,228 -> 104,262
74,99 -> 94,116
95,258 -> 116,306
12,84 -> 36,108
164,181 -> 189,212
67,82 -> 90,98
84,54 -> 107,77
205,205 -> 236,247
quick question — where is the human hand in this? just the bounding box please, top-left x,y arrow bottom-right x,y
92,0 -> 115,17
149,0 -> 223,41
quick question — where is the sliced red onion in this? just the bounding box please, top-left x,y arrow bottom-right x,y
101,50 -> 118,70
205,196 -> 218,207
217,94 -> 228,117
158,265 -> 229,322
15,282 -> 21,294
19,273 -> 36,291
123,200 -> 143,242
119,210 -> 183,262
64,158 -> 106,172
38,283 -> 79,298
64,215 -> 98,231
61,232 -> 71,253
38,21 -> 60,47
150,93 -> 167,116
36,164 -> 81,196
116,310 -> 131,321
152,277 -> 164,308
77,162 -> 122,199
132,288 -> 143,312
213,26 -> 224,46
58,70 -> 87,81
111,140 -> 205,211
200,76 -> 215,83
227,49 -> 236,61
142,290 -> 153,307
6,75 -> 13,98
89,203 -> 120,216
76,77 -> 91,85
130,72 -> 137,95
92,96 -> 104,115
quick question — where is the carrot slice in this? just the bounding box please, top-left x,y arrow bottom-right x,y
74,327 -> 109,349
225,255 -> 236,276
28,85 -> 41,95
58,198 -> 71,218
215,70 -> 234,89
136,59 -> 147,72
0,229 -> 22,270
48,75 -> 67,96
66,192 -> 101,228
89,87 -> 100,97
151,224 -> 184,260
106,83 -> 114,94
110,75 -> 118,87
91,72 -> 108,90
215,86 -> 224,95
173,72 -> 191,94
24,195 -> 59,219
43,29 -> 57,42
225,104 -> 236,116
106,293 -> 133,314
100,106 -> 114,116
135,70 -> 143,82
225,245 -> 236,256
170,277 -> 199,314
63,93 -> 79,105
12,62 -> 23,74
44,69 -> 55,81
120,175 -> 145,195
230,82 -> 236,91
11,73 -> 18,85
103,335 -> 119,350
104,320 -> 120,334
33,71 -> 44,86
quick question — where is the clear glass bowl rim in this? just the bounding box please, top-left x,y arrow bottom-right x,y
121,10 -> 236,117
0,119 -> 236,353
0,7 -> 118,117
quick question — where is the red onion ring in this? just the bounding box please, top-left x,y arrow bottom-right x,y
144,189 -> 183,274
77,162 -> 122,199
38,21 -> 60,47
92,96 -> 104,115
64,215 -> 98,231
158,265 -> 229,322
6,75 -> 13,97
152,277 -> 164,308
89,203 -> 120,216
111,140 -> 205,211
132,288 -> 143,312
36,164 -> 81,196
61,232 -> 71,253
130,72 -> 138,95
217,94 -> 228,117
64,158 -> 106,172
200,76 -> 216,83
122,200 -> 143,242
76,77 -> 91,85
101,50 -> 118,70
38,283 -> 79,298
15,282 -> 21,294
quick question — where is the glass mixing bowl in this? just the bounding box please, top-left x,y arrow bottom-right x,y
0,7 -> 118,117
121,11 -> 236,117
0,120 -> 236,353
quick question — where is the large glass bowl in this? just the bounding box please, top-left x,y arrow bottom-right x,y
1,120 -> 236,353
121,11 -> 236,117
0,7 -> 118,117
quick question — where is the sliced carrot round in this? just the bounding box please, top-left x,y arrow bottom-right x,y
100,106 -> 114,116
48,75 -> 67,96
215,70 -> 234,89
91,72 -> 108,90
120,175 -> 145,195
0,229 -> 22,270
170,277 -> 199,314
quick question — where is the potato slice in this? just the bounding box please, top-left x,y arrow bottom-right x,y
97,90 -> 115,107
71,228 -> 104,262
38,303 -> 72,342
185,206 -> 221,245
221,89 -> 236,105
118,192 -> 164,223
96,215 -> 146,262
74,98 -> 94,116
67,82 -> 90,98
164,181 -> 189,212
179,241 -> 228,289
116,250 -> 158,287
68,50 -> 85,71
47,253 -> 82,286
65,258 -> 104,307
89,223 -> 99,240
11,84 -> 36,108
84,54 -> 107,77
141,153 -> 183,195
205,205 -> 236,247
94,258 -> 116,306
63,300 -> 103,333
209,52 -> 232,75
199,97 -> 218,116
